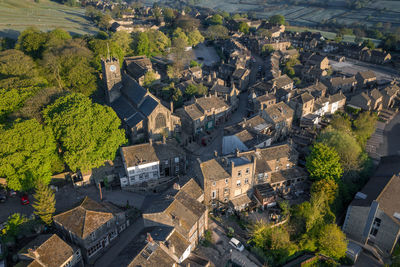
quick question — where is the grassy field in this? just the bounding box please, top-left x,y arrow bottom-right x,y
0,0 -> 98,39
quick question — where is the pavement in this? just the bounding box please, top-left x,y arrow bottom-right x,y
376,111 -> 400,157
93,218 -> 144,267
195,220 -> 260,267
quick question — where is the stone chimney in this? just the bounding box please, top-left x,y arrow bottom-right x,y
149,138 -> 153,145
162,135 -> 166,144
214,150 -> 218,158
146,233 -> 154,243
170,101 -> 174,113
171,244 -> 175,254
235,148 -> 240,157
173,183 -> 181,190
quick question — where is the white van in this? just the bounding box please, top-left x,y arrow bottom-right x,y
229,237 -> 244,252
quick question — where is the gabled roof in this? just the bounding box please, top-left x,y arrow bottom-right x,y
54,197 -> 116,239
121,140 -> 185,168
357,70 -> 376,80
139,95 -> 159,116
20,234 -> 74,267
122,76 -> 148,106
272,74 -> 293,89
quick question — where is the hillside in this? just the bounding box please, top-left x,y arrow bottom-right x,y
143,0 -> 400,28
0,0 -> 98,38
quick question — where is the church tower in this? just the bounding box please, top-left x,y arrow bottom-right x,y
101,57 -> 122,104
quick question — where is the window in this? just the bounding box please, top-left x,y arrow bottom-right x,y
174,157 -> 179,163
164,160 -> 169,165
370,218 -> 381,237
286,163 -> 290,169
153,171 -> 158,177
87,242 -> 102,257
245,168 -> 250,174
107,221 -> 111,227
224,198 -> 228,202
90,232 -> 96,241
245,178 -> 249,184
225,178 -> 229,184
211,191 -> 216,199
224,188 -> 229,194
212,181 -> 216,186
152,165 -> 158,170
237,170 -> 242,177
275,166 -> 279,171
237,180 -> 241,187
155,113 -> 166,129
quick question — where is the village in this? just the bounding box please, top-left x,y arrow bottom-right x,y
1,3 -> 400,267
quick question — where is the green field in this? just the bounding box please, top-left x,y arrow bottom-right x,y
0,0 -> 98,39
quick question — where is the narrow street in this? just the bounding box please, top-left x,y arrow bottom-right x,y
93,219 -> 144,267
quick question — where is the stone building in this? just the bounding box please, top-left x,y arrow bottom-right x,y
53,197 -> 128,264
119,140 -> 186,191
261,102 -> 294,141
356,70 -> 377,89
289,91 -> 315,119
124,56 -> 160,86
102,57 -> 181,143
16,234 -> 82,267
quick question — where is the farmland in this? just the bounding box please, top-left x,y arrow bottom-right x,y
0,0 -> 98,39
143,0 -> 400,28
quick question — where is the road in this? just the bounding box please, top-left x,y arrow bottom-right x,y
376,112 -> 400,157
93,219 -> 144,267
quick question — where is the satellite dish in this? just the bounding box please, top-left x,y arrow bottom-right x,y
110,65 -> 116,72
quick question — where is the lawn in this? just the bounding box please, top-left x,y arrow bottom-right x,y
0,0 -> 98,39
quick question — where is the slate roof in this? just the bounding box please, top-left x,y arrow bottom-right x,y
111,97 -> 136,122
270,167 -> 307,184
264,102 -> 294,123
195,95 -> 229,112
19,234 -> 74,267
200,159 -> 230,182
121,77 -> 147,106
121,140 -> 185,168
370,89 -> 383,101
330,76 -> 357,87
54,197 -> 117,239
139,95 -> 159,116
232,68 -> 247,79
272,74 -> 293,89
210,84 -> 231,94
357,70 -> 376,80
177,178 -> 203,201
184,104 -> 204,120
329,92 -> 346,103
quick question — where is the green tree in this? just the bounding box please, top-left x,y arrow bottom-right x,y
16,27 -> 47,58
98,13 -> 112,30
185,83 -> 198,96
205,25 -> 229,40
187,30 -> 204,46
318,129 -> 362,171
306,142 -> 343,182
311,179 -> 339,204
269,14 -> 285,25
172,27 -> 189,45
318,224 -> 347,260
111,31 -> 134,56
208,14 -> 223,25
143,71 -> 157,87
238,21 -> 250,34
0,119 -> 59,191
330,113 -> 352,133
353,111 -> 377,146
88,38 -> 124,71
163,7 -> 176,22
32,181 -> 56,225
1,213 -> 28,243
45,28 -> 72,50
190,60 -> 202,67
134,32 -> 150,56
44,39 -> 98,96
262,44 -> 275,56
43,93 -> 127,172
363,39 -> 375,49
147,30 -> 171,56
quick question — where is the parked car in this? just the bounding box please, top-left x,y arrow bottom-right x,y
0,193 -> 6,203
20,194 -> 29,205
9,190 -> 17,197
229,237 -> 244,252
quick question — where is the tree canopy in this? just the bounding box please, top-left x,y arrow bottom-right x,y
318,224 -> 348,260
16,27 -> 47,59
32,181 -> 56,225
0,119 -> 60,191
306,142 -> 343,182
238,21 -> 250,34
205,25 -> 229,40
42,93 -> 127,172
44,39 -> 98,96
269,14 -> 285,25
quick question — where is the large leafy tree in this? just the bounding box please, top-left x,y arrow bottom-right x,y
43,39 -> 97,96
353,111 -> 377,145
318,224 -> 348,260
43,93 -> 127,172
0,119 -> 59,191
134,32 -> 150,56
187,30 -> 204,47
88,38 -> 124,71
32,181 -> 56,225
205,25 -> 229,40
306,142 -> 343,182
318,129 -> 362,171
0,50 -> 46,119
269,14 -> 285,25
16,27 -> 47,59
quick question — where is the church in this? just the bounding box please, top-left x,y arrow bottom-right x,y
101,57 -> 181,143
